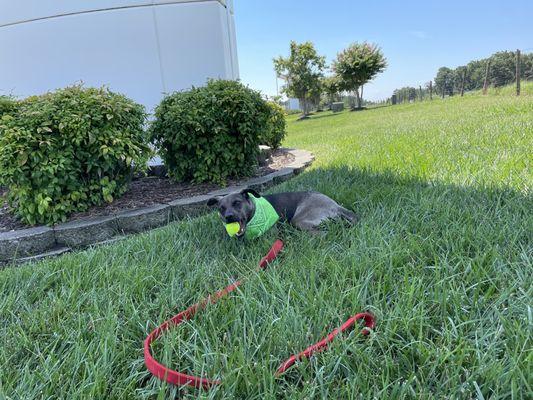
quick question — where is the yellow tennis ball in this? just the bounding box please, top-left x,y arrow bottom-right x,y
225,222 -> 240,237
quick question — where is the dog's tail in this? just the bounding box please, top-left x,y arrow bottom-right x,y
339,207 -> 358,225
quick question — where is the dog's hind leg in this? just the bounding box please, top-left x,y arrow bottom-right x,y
338,207 -> 358,225
291,219 -> 322,234
290,209 -> 329,234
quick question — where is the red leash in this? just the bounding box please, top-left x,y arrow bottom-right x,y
144,239 -> 374,389
275,312 -> 375,375
144,240 -> 284,389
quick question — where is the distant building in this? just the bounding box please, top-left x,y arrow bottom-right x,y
0,0 -> 239,111
284,98 -> 300,111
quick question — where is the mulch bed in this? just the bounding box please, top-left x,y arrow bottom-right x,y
0,149 -> 295,233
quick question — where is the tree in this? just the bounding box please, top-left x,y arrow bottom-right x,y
393,86 -> 418,103
464,59 -> 485,90
434,67 -> 455,97
309,78 -> 324,112
266,94 -> 284,106
490,51 -> 518,87
273,41 -> 326,118
434,50 -> 533,95
322,75 -> 342,109
454,66 -> 468,95
333,42 -> 387,109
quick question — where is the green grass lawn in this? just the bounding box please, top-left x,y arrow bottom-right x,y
1,86 -> 532,399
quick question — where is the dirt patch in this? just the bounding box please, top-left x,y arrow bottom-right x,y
0,187 -> 27,232
0,149 -> 295,233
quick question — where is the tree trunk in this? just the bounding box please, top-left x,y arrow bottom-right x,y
353,89 -> 360,110
348,92 -> 355,110
299,97 -> 309,119
359,86 -> 364,108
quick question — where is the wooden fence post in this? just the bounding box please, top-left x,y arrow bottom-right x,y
516,49 -> 521,96
482,59 -> 491,95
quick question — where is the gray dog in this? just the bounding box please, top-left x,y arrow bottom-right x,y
207,188 -> 357,237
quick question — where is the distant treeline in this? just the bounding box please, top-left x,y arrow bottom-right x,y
392,50 -> 533,102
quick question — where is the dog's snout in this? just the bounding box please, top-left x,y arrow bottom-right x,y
223,212 -> 238,223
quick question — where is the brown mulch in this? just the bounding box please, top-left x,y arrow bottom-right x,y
0,149 -> 295,233
0,187 -> 25,232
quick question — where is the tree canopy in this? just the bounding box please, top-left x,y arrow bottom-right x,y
333,42 -> 387,109
273,41 -> 326,117
435,67 -> 455,97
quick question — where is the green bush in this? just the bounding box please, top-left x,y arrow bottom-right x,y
150,80 -> 270,183
0,95 -> 17,118
0,86 -> 150,225
260,102 -> 286,149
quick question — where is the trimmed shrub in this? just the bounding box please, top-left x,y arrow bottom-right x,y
0,86 -> 150,225
150,80 -> 270,183
0,95 -> 17,118
260,102 -> 286,149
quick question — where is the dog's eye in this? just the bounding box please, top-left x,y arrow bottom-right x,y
232,201 -> 241,207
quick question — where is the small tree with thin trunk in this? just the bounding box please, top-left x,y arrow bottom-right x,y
333,42 -> 387,110
435,67 -> 455,97
274,41 -> 326,119
322,75 -> 342,109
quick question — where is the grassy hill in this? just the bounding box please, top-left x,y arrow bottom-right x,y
286,82 -> 532,192
0,86 -> 531,399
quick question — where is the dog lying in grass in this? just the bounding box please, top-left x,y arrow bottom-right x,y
207,188 -> 357,238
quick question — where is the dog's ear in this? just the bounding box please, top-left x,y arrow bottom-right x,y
207,196 -> 222,207
240,188 -> 261,199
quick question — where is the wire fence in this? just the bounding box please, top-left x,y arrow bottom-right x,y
385,48 -> 532,106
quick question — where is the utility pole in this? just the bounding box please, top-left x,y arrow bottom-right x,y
516,49 -> 521,96
482,59 -> 491,95
460,69 -> 466,96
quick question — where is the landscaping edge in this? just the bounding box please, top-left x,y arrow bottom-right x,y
0,149 -> 314,266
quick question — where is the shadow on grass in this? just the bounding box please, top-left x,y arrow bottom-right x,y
296,111 -> 343,121
153,166 -> 532,398
361,104 -> 394,112
270,165 -> 531,254
295,104 -> 394,122
1,165 -> 530,399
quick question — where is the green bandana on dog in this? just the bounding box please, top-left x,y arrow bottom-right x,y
244,195 -> 279,240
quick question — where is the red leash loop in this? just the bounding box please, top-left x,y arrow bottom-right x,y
144,240 -> 284,389
143,239 -> 375,389
275,312 -> 375,375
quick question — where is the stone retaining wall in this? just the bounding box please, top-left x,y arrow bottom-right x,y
0,149 -> 313,265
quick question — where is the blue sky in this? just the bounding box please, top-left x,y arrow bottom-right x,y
234,0 -> 533,101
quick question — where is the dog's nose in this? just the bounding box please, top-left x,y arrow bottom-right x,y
224,213 -> 238,223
